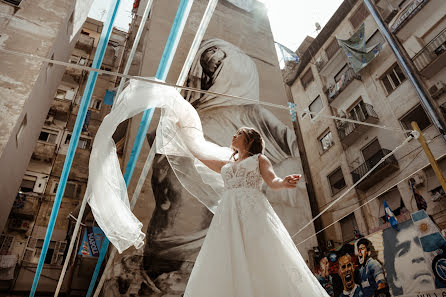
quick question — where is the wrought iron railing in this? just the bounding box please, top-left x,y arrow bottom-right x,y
351,149 -> 398,184
327,67 -> 361,102
337,103 -> 379,141
412,27 -> 446,72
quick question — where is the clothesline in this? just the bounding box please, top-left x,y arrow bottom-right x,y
0,47 -> 413,135
294,150 -> 446,247
290,134 -> 415,239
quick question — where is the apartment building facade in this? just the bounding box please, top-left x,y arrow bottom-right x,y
285,0 -> 446,251
0,18 -> 127,294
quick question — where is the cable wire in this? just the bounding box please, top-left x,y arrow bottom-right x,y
0,47 -> 413,135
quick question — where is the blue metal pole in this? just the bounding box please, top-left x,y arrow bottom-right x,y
85,1 -> 194,295
28,1 -> 121,296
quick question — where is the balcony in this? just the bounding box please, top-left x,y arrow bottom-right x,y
11,193 -> 39,220
33,141 -> 57,163
351,149 -> 399,191
412,27 -> 446,78
337,103 -> 379,146
327,67 -> 361,102
51,97 -> 72,114
75,34 -> 95,53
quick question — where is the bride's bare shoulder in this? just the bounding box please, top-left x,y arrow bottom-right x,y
257,154 -> 270,164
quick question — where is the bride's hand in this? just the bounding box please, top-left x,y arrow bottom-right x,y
282,174 -> 301,188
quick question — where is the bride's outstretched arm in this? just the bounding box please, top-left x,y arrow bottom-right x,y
259,154 -> 301,189
196,158 -> 228,173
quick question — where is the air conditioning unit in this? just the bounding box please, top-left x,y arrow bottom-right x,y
428,81 -> 446,100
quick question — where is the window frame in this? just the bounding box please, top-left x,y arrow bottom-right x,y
349,2 -> 370,29
64,133 -> 92,150
399,104 -> 432,132
89,97 -> 102,111
325,38 -> 341,61
380,63 -> 406,95
37,128 -> 59,144
309,95 -> 323,119
52,181 -> 82,199
23,237 -> 66,266
319,130 -> 335,153
0,234 -> 15,254
301,68 -> 314,89
328,167 -> 347,196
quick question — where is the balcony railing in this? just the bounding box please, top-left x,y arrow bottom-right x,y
412,27 -> 446,73
351,149 -> 399,190
327,67 -> 361,102
337,103 -> 379,146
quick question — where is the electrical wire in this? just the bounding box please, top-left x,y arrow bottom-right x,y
294,150 -> 446,247
0,46 -> 413,135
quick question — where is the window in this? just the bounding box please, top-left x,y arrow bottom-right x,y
301,68 -> 314,89
348,100 -> 368,121
3,0 -> 23,7
326,39 -> 340,60
381,64 -> 406,94
38,129 -> 58,144
349,3 -> 370,29
400,104 -> 431,131
319,131 -> 334,152
20,175 -> 37,193
0,235 -> 14,255
340,213 -> 358,243
52,182 -> 82,199
366,30 -> 385,48
89,98 -> 102,110
309,96 -> 323,119
328,167 -> 346,195
335,64 -> 349,83
23,238 -> 66,266
55,87 -> 75,100
69,55 -> 87,66
64,134 -> 91,150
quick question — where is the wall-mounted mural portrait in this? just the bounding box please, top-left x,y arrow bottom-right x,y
312,212 -> 446,297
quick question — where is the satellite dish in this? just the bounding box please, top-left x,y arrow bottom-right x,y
315,22 -> 321,32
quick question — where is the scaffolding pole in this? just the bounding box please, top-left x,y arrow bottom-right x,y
28,1 -> 122,296
85,1 -> 194,296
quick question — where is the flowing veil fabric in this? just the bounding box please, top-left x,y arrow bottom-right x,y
86,79 -> 232,253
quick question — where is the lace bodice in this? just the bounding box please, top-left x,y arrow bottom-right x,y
221,154 -> 263,190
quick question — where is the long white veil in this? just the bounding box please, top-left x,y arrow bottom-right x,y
85,79 -> 232,253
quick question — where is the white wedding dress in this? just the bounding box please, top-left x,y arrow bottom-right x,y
184,154 -> 329,297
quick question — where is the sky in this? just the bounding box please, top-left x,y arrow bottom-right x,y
89,0 -> 344,51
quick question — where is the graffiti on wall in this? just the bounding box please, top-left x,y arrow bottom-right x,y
314,211 -> 446,297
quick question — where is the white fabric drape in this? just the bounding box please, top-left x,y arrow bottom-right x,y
86,79 -> 232,253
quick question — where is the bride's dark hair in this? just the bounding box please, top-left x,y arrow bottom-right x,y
231,127 -> 264,160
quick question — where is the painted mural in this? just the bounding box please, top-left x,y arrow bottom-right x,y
103,38 -> 308,297
313,211 -> 446,297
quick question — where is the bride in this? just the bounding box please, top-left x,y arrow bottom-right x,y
86,79 -> 328,296
183,126 -> 328,297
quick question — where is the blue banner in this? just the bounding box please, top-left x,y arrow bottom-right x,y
78,226 -> 105,257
